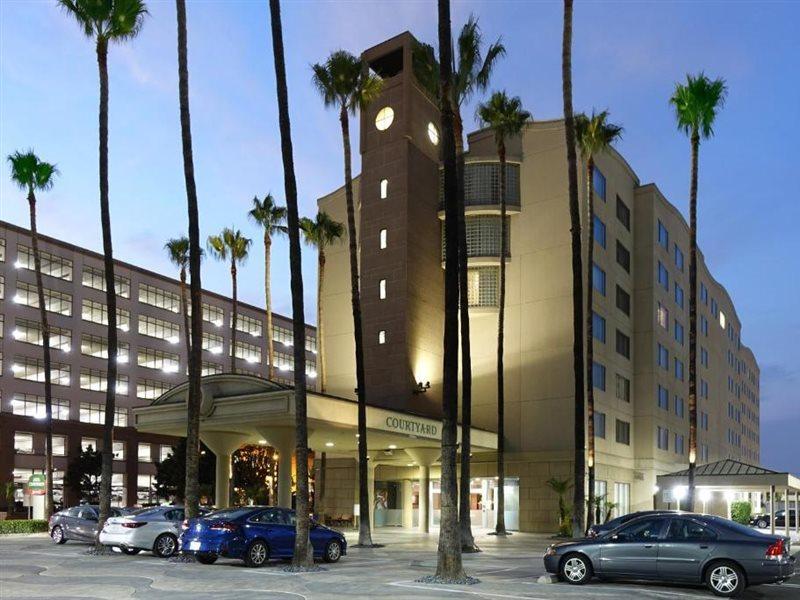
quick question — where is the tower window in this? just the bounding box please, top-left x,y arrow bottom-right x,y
378,330 -> 386,344
380,179 -> 388,199
379,229 -> 387,249
427,122 -> 439,145
375,106 -> 394,131
379,279 -> 386,299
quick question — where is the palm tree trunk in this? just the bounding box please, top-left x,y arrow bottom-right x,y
585,157 -> 595,532
96,35 -> 117,549
562,0 -> 586,539
265,233 -> 276,381
28,190 -> 54,519
268,0 -> 312,567
687,130 -> 699,511
495,141 -> 508,536
435,0 -> 466,580
180,266 -> 190,359
339,105 -> 372,547
230,261 -> 238,373
176,0 -> 204,520
317,250 -> 326,392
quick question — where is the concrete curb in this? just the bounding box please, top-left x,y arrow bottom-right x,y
536,574 -> 559,584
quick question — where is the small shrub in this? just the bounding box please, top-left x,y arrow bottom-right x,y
731,501 -> 752,524
0,519 -> 49,534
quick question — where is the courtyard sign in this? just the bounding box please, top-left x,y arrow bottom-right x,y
383,415 -> 439,439
26,474 -> 46,496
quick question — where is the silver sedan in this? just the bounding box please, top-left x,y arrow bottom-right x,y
99,506 -> 195,558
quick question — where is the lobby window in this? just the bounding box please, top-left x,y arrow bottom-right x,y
592,361 -> 606,391
53,435 -> 67,456
657,220 -> 669,248
615,330 -> 630,359
379,279 -> 387,300
379,229 -> 387,249
674,283 -> 684,309
657,302 -> 669,330
13,356 -> 71,386
674,433 -> 685,455
592,263 -> 606,295
657,344 -> 669,370
13,318 -> 72,352
82,265 -> 130,298
615,419 -> 630,445
15,281 -> 72,316
592,166 -> 606,201
81,438 -> 98,453
674,320 -> 684,346
16,245 -> 73,281
11,393 -> 69,420
615,374 -> 630,402
615,240 -> 630,272
138,443 -> 152,463
657,385 -> 669,410
657,261 -> 669,290
14,432 -> 34,454
594,412 -> 606,439
380,179 -> 388,199
616,195 -> 630,230
139,283 -> 180,313
614,483 -> 630,517
592,312 -> 606,343
378,330 -> 386,344
675,396 -> 685,419
657,426 -> 669,450
137,379 -> 171,400
593,215 -> 606,248
113,441 -> 125,460
160,445 -> 172,462
674,358 -> 684,381
80,367 -> 128,395
615,285 -> 630,316
374,106 -> 394,131
674,244 -> 684,272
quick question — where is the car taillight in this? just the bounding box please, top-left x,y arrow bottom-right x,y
209,521 -> 238,533
181,519 -> 189,530
765,539 -> 785,559
121,522 -> 147,528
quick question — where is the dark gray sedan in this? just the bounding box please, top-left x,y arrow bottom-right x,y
544,513 -> 795,597
49,505 -> 129,544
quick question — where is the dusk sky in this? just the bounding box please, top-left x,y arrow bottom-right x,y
1,1 -> 797,472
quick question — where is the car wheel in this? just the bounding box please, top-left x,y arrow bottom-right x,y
196,553 -> 218,565
757,519 -> 768,529
51,526 -> 67,545
560,553 -> 593,585
323,540 -> 342,563
244,540 -> 269,568
153,533 -> 178,558
706,561 -> 746,597
121,547 -> 141,555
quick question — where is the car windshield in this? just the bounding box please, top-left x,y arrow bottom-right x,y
204,508 -> 254,520
715,518 -> 771,537
130,507 -> 162,517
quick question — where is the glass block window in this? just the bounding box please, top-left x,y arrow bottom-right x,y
138,283 -> 180,313
79,402 -> 127,427
232,340 -> 262,364
137,347 -> 180,373
13,318 -> 72,351
81,299 -> 130,331
139,315 -> 180,343
235,314 -> 263,337
466,266 -> 499,307
10,393 -> 69,420
80,333 -> 130,362
79,368 -> 129,395
443,215 -> 510,259
81,265 -> 131,298
202,332 -> 224,355
137,378 -> 171,400
458,162 -> 520,206
12,356 -> 71,386
15,281 -> 72,316
16,244 -> 73,281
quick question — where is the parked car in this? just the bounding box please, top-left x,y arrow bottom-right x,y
179,506 -> 346,567
49,505 -> 129,544
100,505 -> 207,557
587,510 -> 677,538
750,509 -> 797,529
544,513 -> 794,597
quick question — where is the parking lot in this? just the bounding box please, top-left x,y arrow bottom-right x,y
1,529 -> 798,600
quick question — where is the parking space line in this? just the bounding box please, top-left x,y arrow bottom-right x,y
389,580 -> 549,599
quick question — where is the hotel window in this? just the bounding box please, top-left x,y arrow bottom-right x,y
138,315 -> 180,343
674,244 -> 684,272
614,483 -> 630,517
374,106 -> 394,131
700,347 -> 709,367
592,362 -> 606,391
137,474 -> 155,503
615,285 -> 630,316
657,261 -> 669,290
674,358 -> 684,381
113,441 -> 125,460
700,315 -> 709,336
199,303 -> 224,327
710,298 -> 718,316
674,320 -> 684,346
16,245 -> 73,281
615,330 -> 630,359
0,275 -> 4,300
674,283 -> 684,309
700,282 -> 708,304
592,167 -> 606,201
13,318 -> 72,351
80,333 -> 130,362
202,361 -> 223,376
616,195 -> 630,230
53,435 -> 67,456
427,122 -> 440,145
274,351 -> 294,371
81,438 -> 98,453
674,433 -> 685,455
202,332 -> 224,355
12,356 -> 71,386
657,385 -> 669,410
235,314 -> 263,337
380,179 -> 389,199
273,324 -> 292,346
14,432 -> 34,454
615,374 -> 630,402
0,238 -> 5,261
657,344 -> 669,370
1,314 -> 4,337
700,379 -> 709,399
719,310 -> 726,329
138,443 -> 152,463
378,330 -> 386,344
701,412 -> 709,430
136,378 -> 171,400
80,368 -> 129,395
10,393 -> 69,420
81,298 -> 130,331
594,412 -> 606,439
232,340 -> 261,364
79,402 -> 127,427
138,347 -> 180,373
700,444 -> 709,463
615,419 -> 630,445
379,229 -> 387,249
15,281 -> 72,316
379,279 -> 387,300
592,312 -> 606,343
615,240 -> 630,272
657,426 -> 669,450
675,396 -> 685,418
657,303 -> 669,330
138,283 -> 180,313
466,266 -> 499,307
81,265 -> 131,298
657,220 -> 669,248
160,445 -> 172,463
593,215 -> 606,248
592,263 -> 606,295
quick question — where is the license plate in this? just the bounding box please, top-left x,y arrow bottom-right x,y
188,541 -> 201,551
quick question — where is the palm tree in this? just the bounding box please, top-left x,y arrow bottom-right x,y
165,237 -> 192,358
300,212 -> 344,393
248,194 -> 288,381
575,110 -> 623,532
268,0 -> 313,568
561,0 -> 586,539
207,228 -> 251,373
670,73 -> 727,510
311,49 -> 382,547
58,0 -> 148,546
8,150 -> 59,519
175,0 -> 204,521
477,91 -> 530,537
546,477 -> 572,536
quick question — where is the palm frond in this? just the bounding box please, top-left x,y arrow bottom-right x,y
7,150 -> 58,192
576,109 -> 623,160
165,236 -> 190,268
300,211 -> 344,250
476,90 -> 531,146
670,72 -> 728,139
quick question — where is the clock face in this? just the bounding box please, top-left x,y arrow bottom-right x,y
427,122 -> 439,145
375,106 -> 395,131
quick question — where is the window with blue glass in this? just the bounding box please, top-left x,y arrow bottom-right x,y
592,312 -> 606,343
674,244 -> 684,271
593,166 -> 606,201
657,343 -> 669,370
592,361 -> 606,391
674,320 -> 684,345
674,283 -> 684,308
657,385 -> 669,410
592,263 -> 606,295
700,282 -> 708,304
675,396 -> 685,418
657,220 -> 669,248
594,411 -> 606,439
657,261 -> 669,290
674,358 -> 684,381
700,315 -> 709,336
593,215 -> 606,248
710,298 -> 718,316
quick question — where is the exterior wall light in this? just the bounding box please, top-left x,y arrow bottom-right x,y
413,381 -> 431,394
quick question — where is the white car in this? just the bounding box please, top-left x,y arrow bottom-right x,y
100,506 -> 195,557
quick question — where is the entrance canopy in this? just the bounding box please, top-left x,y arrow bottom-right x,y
656,459 -> 800,493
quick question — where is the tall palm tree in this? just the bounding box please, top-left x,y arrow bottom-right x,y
7,150 -> 59,519
248,194 -> 288,381
165,237 -> 192,358
207,229 -> 251,373
311,49 -> 382,547
58,0 -> 147,546
175,0 -> 204,521
268,0 -> 313,568
477,91 -> 530,537
561,0 -> 586,539
575,110 -> 623,531
300,212 -> 344,393
670,73 -> 727,510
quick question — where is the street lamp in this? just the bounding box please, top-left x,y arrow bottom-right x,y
674,486 -> 687,511
699,489 -> 712,514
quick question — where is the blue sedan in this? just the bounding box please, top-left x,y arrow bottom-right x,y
179,506 -> 347,567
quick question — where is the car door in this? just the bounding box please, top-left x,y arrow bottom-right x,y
598,516 -> 667,578
247,508 -> 293,557
75,508 -> 98,540
657,518 -> 717,582
164,509 -> 185,535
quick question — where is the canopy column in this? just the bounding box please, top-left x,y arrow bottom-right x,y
201,431 -> 250,509
258,427 -> 296,508
785,487 -> 791,539
770,484 -> 776,535
405,448 -> 440,534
